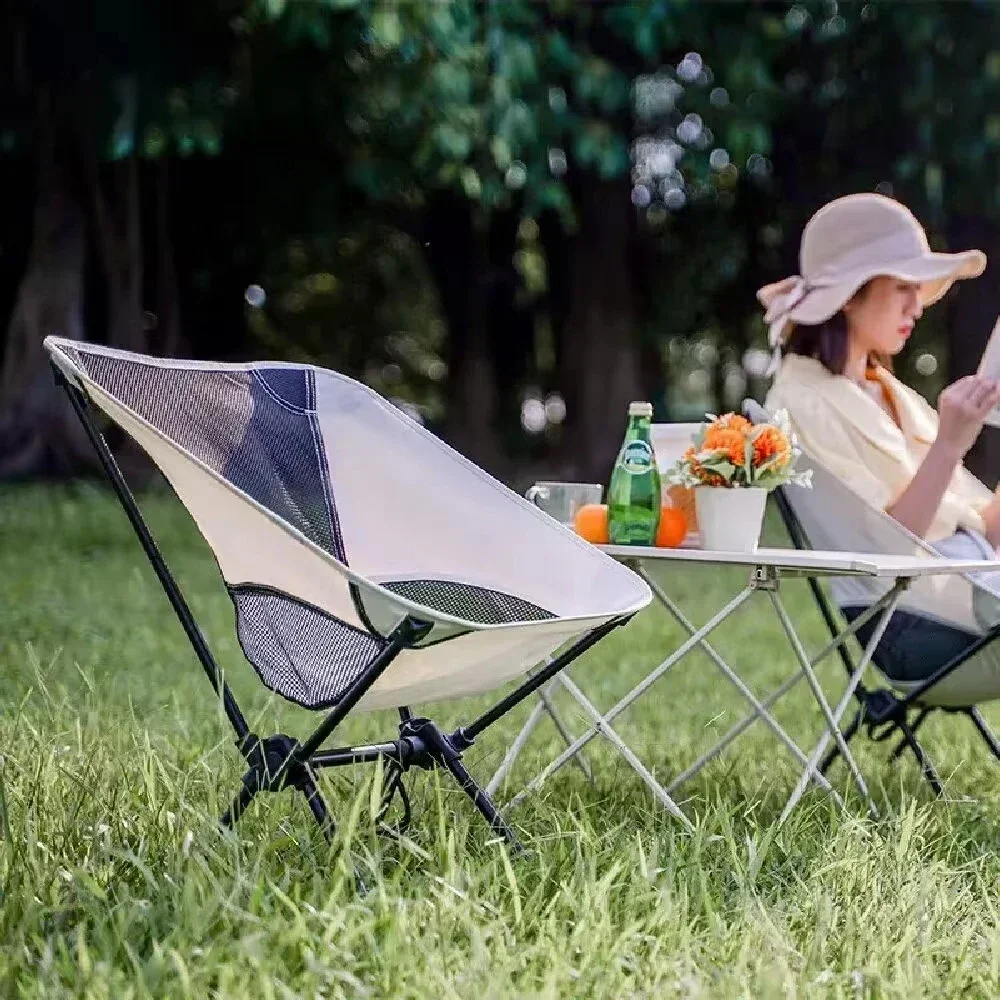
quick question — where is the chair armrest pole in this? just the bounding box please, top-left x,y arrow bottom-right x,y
294,615 -> 433,763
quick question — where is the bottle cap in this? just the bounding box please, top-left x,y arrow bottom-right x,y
628,401 -> 653,418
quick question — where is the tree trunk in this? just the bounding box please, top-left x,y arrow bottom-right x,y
155,158 -> 184,357
539,207 -> 572,385
0,108 -> 96,480
421,192 -> 505,476
486,207 -> 534,453
88,154 -> 146,352
557,174 -> 642,484
948,214 -> 1000,486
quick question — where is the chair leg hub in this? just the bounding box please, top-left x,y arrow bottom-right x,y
391,717 -> 525,853
221,732 -> 334,837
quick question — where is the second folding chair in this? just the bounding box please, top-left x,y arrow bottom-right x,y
744,398 -> 1000,800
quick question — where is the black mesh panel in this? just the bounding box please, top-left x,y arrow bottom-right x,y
230,585 -> 389,709
75,351 -> 345,560
381,580 -> 555,625
81,353 -> 254,474
221,370 -> 344,558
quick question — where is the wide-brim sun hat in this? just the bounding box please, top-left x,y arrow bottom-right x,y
757,192 -> 986,362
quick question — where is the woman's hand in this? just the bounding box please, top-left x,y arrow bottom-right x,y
935,375 -> 1000,460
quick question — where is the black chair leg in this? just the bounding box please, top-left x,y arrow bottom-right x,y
437,749 -> 526,855
889,708 -> 932,763
221,769 -> 262,829
297,769 -> 336,841
820,708 -> 862,776
897,719 -> 944,796
968,707 -> 1000,760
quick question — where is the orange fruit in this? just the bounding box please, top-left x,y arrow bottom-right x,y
655,506 -> 688,548
574,503 -> 610,544
667,485 -> 698,530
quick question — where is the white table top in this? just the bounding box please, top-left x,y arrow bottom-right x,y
599,544 -> 1000,579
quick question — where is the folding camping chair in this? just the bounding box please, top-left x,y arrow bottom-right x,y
44,335 -> 652,857
744,398 -> 1000,801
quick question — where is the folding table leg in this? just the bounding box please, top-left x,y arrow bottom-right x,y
538,683 -> 594,785
820,708 -> 863,775
776,583 -> 907,825
663,596 -> 894,794
485,671 -> 593,798
485,696 -> 548,797
505,586 -> 755,815
769,590 -> 878,818
665,669 -> 805,793
556,675 -> 693,827
637,566 -> 840,801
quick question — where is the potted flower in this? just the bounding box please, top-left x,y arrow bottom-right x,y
662,410 -> 812,552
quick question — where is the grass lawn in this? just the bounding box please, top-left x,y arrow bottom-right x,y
4,482 -> 1000,998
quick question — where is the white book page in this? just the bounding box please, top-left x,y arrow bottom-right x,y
977,316 -> 1000,428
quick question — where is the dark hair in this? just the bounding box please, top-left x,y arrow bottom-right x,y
783,311 -> 850,375
781,280 -> 891,375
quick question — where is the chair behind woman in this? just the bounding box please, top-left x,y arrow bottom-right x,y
744,398 -> 1000,794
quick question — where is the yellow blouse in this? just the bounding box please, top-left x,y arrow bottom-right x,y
764,353 -> 994,542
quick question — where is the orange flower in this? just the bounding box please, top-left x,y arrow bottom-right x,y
752,425 -> 791,469
713,413 -> 752,434
703,425 -> 748,466
683,444 -> 727,486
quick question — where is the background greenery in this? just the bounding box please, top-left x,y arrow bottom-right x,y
7,8 -> 1000,990
3,0 -> 1000,490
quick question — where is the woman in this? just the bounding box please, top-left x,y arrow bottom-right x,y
760,192 -> 1000,682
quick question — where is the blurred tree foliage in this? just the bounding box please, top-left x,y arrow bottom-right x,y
3,0 -> 1000,485
0,0 -> 245,478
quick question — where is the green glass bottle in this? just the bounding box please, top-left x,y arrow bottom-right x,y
608,401 -> 661,546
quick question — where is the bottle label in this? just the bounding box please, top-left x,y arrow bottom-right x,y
621,440 -> 654,475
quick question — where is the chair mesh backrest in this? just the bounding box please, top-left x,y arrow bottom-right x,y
744,398 -> 992,636
61,344 -> 346,560
48,339 -> 648,711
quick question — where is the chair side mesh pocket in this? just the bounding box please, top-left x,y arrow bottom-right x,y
230,585 -> 389,709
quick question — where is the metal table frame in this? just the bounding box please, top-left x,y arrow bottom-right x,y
487,546 -> 1000,826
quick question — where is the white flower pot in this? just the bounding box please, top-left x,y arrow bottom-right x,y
694,486 -> 767,553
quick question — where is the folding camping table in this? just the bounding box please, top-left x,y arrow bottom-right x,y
489,545 -> 1000,825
